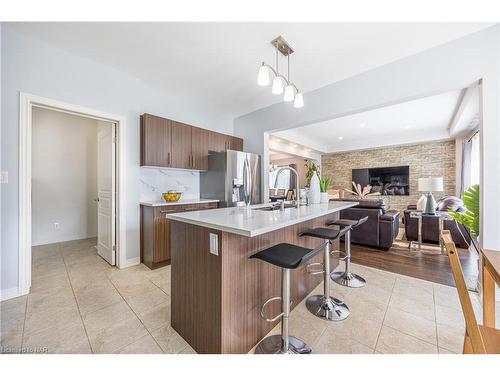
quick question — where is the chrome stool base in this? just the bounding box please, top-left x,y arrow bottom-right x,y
254,335 -> 312,354
330,271 -> 366,288
306,295 -> 350,321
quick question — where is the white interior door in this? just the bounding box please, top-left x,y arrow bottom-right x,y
97,121 -> 116,265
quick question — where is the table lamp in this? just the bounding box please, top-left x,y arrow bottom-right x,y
418,177 -> 444,215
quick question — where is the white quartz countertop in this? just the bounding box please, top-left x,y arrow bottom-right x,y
140,199 -> 220,207
167,201 -> 359,237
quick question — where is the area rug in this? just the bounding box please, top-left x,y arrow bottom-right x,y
392,228 -> 445,255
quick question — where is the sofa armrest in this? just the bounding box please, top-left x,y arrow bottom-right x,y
380,210 -> 400,222
379,210 -> 400,249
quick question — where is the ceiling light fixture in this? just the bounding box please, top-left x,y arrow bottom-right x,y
338,136 -> 344,140
257,35 -> 304,108
360,123 -> 366,128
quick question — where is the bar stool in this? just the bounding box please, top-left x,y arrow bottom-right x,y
249,243 -> 320,354
328,217 -> 369,288
299,227 -> 350,321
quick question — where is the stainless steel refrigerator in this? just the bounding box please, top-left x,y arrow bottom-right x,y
200,150 -> 261,207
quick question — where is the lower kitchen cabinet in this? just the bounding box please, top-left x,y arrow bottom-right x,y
140,202 -> 218,269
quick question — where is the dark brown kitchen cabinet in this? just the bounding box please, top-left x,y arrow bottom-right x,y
208,131 -> 227,153
140,202 -> 219,269
191,127 -> 210,170
229,136 -> 244,151
140,113 -> 243,170
171,121 -> 193,169
140,114 -> 172,167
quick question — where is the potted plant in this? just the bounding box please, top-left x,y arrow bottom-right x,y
305,160 -> 320,187
319,176 -> 333,203
305,160 -> 321,204
448,184 -> 480,249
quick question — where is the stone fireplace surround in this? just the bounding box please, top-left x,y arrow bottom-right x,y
321,140 -> 456,214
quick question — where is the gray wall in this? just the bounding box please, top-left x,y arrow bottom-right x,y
1,26 -> 233,294
235,26 -> 500,251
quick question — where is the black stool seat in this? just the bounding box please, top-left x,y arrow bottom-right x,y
328,216 -> 368,228
250,243 -> 318,269
300,227 -> 348,241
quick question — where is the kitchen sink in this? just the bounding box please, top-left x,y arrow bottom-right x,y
253,203 -> 296,211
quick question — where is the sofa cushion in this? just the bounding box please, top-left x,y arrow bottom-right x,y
332,197 -> 386,213
436,196 -> 465,213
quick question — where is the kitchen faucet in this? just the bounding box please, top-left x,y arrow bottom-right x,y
274,166 -> 300,208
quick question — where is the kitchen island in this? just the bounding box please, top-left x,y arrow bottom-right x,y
168,201 -> 358,354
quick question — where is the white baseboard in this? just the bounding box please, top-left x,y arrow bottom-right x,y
0,287 -> 24,302
120,257 -> 140,269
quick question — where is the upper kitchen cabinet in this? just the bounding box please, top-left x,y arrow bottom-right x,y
191,126 -> 210,170
140,114 -> 172,167
229,136 -> 244,152
140,113 -> 243,170
171,121 -> 193,169
208,132 -> 244,152
208,131 -> 228,153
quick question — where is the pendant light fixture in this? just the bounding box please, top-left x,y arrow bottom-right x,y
257,35 -> 304,108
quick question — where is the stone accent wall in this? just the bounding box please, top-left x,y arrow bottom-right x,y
321,141 -> 456,213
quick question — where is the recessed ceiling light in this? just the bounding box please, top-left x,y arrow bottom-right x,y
360,123 -> 366,128
338,136 -> 344,140
404,125 -> 411,129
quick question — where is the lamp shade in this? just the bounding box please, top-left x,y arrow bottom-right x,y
257,64 -> 270,86
418,177 -> 443,192
271,76 -> 284,95
283,84 -> 295,102
293,92 -> 304,108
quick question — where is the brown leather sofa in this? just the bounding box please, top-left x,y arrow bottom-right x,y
403,197 -> 471,248
331,198 -> 400,250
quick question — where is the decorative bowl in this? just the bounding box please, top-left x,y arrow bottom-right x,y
163,191 -> 182,202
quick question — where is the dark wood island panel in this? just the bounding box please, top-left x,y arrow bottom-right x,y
170,211 -> 340,354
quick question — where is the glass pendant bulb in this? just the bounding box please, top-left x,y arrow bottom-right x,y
257,64 -> 270,86
283,84 -> 295,102
293,91 -> 304,108
272,76 -> 284,95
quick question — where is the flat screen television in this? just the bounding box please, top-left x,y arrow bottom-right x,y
352,166 -> 410,196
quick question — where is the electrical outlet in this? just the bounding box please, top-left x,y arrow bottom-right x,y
209,233 -> 219,256
0,171 -> 8,184
54,222 -> 60,230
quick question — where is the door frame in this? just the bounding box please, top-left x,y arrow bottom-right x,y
19,92 -> 128,296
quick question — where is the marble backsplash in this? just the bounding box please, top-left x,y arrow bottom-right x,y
140,167 -> 200,202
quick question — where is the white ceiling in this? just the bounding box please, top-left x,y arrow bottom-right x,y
273,88 -> 479,153
7,22 -> 491,118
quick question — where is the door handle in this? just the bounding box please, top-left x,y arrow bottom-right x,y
93,198 -> 99,202
167,152 -> 171,166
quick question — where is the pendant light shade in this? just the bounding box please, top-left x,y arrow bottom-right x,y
272,76 -> 284,95
283,84 -> 295,102
293,92 -> 304,108
257,64 -> 270,86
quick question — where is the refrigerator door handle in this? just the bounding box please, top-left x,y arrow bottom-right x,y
243,156 -> 251,206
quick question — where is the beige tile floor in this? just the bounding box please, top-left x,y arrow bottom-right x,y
1,237 -> 497,354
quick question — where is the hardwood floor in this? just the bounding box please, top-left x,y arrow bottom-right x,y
349,242 -> 479,291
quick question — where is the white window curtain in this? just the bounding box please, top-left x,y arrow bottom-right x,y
461,130 -> 480,195
469,132 -> 480,187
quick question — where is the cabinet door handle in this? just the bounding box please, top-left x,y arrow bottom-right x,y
160,209 -> 176,214
167,152 -> 171,166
